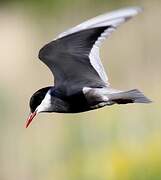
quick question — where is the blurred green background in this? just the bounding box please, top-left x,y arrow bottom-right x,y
0,0 -> 160,179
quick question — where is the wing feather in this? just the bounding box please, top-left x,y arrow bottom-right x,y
56,7 -> 142,84
39,7 -> 142,94
58,7 -> 142,39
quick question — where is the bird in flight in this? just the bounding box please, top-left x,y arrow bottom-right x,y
26,7 -> 151,128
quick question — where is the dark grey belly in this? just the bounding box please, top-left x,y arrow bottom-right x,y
51,88 -> 109,113
49,90 -> 91,113
65,92 -> 91,113
64,91 -> 109,113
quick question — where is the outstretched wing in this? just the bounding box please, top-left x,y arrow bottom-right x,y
39,7 -> 142,95
57,7 -> 142,84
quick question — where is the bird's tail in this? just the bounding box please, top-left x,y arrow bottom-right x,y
108,89 -> 151,104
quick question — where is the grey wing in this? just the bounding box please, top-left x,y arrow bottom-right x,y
39,27 -> 110,95
38,7 -> 142,95
57,7 -> 142,84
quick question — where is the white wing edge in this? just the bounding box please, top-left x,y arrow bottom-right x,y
88,8 -> 142,84
89,27 -> 116,85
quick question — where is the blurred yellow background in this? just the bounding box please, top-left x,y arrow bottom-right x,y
0,0 -> 160,179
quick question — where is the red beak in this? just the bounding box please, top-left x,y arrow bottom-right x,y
25,111 -> 37,128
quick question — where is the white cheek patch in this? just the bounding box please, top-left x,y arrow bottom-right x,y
36,91 -> 51,113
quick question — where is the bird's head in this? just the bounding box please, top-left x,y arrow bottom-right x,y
26,86 -> 52,128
